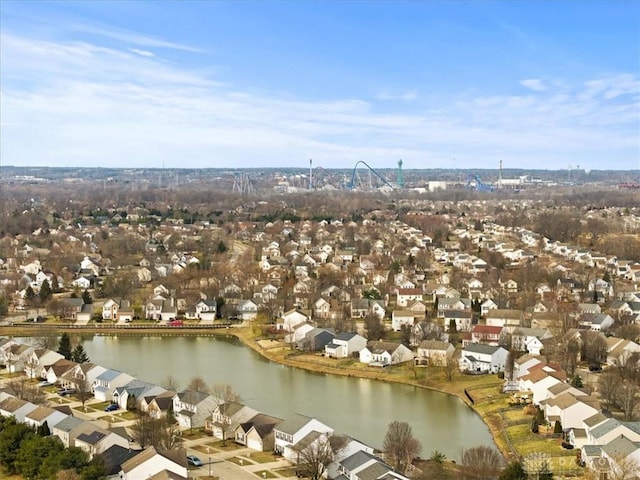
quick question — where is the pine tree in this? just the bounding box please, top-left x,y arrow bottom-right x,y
82,289 -> 93,304
71,344 -> 90,363
38,281 -> 52,303
57,333 -> 72,360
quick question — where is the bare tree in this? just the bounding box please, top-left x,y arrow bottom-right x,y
444,352 -> 458,382
33,336 -> 58,350
130,413 -> 182,450
6,376 -> 47,404
71,377 -> 92,410
364,311 -> 385,341
598,371 -> 622,408
617,383 -> 639,421
460,445 -> 503,480
295,436 -> 334,480
383,420 -> 422,474
186,376 -> 209,393
161,374 -> 180,391
210,383 -> 242,444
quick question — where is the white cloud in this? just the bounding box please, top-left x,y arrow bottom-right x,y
520,78 -> 546,92
128,48 -> 155,58
1,31 -> 638,170
374,90 -> 418,102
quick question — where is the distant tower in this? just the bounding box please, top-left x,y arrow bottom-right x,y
498,159 -> 503,189
397,159 -> 404,188
309,159 -> 313,190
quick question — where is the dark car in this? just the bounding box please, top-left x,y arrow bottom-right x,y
58,388 -> 76,396
104,403 -> 119,412
588,364 -> 602,372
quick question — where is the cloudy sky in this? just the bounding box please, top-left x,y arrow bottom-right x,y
1,1 -> 638,170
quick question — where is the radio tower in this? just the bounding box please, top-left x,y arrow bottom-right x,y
309,159 -> 313,190
396,159 -> 404,188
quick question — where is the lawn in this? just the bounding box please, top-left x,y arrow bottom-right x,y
193,444 -> 220,455
274,466 -> 298,477
227,456 -> 255,466
208,440 -> 242,451
245,451 -> 280,464
253,470 -> 277,479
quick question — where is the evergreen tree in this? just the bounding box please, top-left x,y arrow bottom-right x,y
216,240 -> 227,253
39,280 -> 52,303
51,275 -> 60,293
82,289 -> 93,304
25,285 -> 36,305
571,374 -> 583,388
72,344 -> 90,363
499,460 -> 526,480
37,421 -> 50,437
57,333 -> 72,360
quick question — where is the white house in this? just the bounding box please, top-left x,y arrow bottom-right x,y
119,446 -> 188,480
459,344 -> 509,373
324,332 -> 367,359
416,340 -> 455,366
359,341 -> 414,367
391,310 -> 417,332
273,413 -> 333,461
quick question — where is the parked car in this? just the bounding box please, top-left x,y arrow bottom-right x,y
104,403 -> 119,412
58,388 -> 76,396
589,364 -> 602,372
187,455 -> 203,467
38,380 -> 53,387
168,319 -> 184,327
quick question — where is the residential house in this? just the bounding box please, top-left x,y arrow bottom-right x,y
145,391 -> 176,420
518,367 -> 567,405
206,401 -> 258,440
296,328 -> 335,352
24,348 -> 64,379
543,392 -> 600,430
442,309 -> 473,332
173,390 -> 216,429
52,416 -> 88,448
396,288 -> 423,307
92,369 -> 135,402
194,300 -> 217,320
359,341 -> 414,367
511,328 -> 553,356
102,299 -> 134,322
324,332 -> 367,359
279,309 -> 309,332
236,299 -> 259,321
113,380 -> 166,411
74,424 -> 130,458
468,325 -> 504,346
285,322 -> 315,345
486,309 -> 523,328
43,359 -> 78,385
314,297 -> 331,320
459,344 -> 509,373
480,298 -> 498,316
326,435 -> 375,480
580,313 -> 615,332
606,337 -> 640,366
119,447 -> 188,480
273,413 -> 333,461
335,450 -> 409,480
0,397 -> 38,423
24,405 -> 68,430
416,340 -> 455,367
391,310 -> 418,332
59,362 -> 107,390
234,413 -> 283,452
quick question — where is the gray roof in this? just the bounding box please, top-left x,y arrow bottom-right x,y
335,332 -> 358,341
581,445 -> 602,457
590,418 -> 622,439
53,416 -> 85,433
463,343 -> 505,355
177,390 -> 210,405
275,413 -> 312,435
584,412 -> 608,428
77,431 -> 106,445
96,369 -> 125,382
341,450 -> 380,471
601,435 -> 640,459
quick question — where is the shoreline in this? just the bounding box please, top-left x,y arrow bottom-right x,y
1,324 -> 511,458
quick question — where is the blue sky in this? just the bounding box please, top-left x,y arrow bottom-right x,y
1,1 -> 639,170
